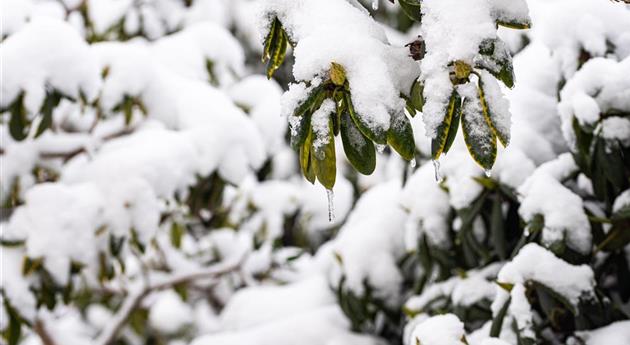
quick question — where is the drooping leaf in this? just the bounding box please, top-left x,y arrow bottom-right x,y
262,17 -> 278,62
461,87 -> 497,171
443,104 -> 461,156
263,18 -> 288,79
387,111 -> 415,161
9,94 -> 28,141
170,222 -> 185,249
344,91 -> 387,144
410,78 -> 424,112
597,218 -> 630,252
300,129 -> 316,184
340,112 -> 376,175
431,90 -> 461,159
332,90 -> 344,136
478,76 -> 510,147
290,85 -> 326,149
3,298 -> 22,345
35,91 -> 62,137
490,296 -> 511,337
475,38 -> 515,89
314,120 -> 336,189
123,95 -> 134,125
491,194 -> 507,259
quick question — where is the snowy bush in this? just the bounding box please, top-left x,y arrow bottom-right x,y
1,0 -> 629,345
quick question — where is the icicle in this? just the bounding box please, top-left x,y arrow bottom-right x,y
406,158 -> 417,181
372,0 -> 379,10
484,169 -> 492,178
376,144 -> 386,154
326,189 -> 335,222
432,159 -> 443,183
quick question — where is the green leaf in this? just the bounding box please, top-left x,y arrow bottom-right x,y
263,18 -> 288,79
497,20 -> 531,30
590,138 -> 609,201
491,195 -> 507,259
9,94 -> 28,141
461,90 -> 497,171
290,86 -> 326,149
344,91 -> 387,144
123,95 -> 134,126
262,17 -> 278,62
532,281 -> 577,315
478,78 -> 509,147
333,91 -> 344,136
170,222 -> 185,249
490,296 -> 511,337
299,129 -> 316,184
22,256 -> 42,276
2,298 -> 22,345
443,103 -> 461,156
598,141 -> 627,194
432,90 -> 461,159
314,120 -> 336,189
410,79 -> 424,112
387,111 -> 415,161
398,0 -> 422,22
597,219 -> 630,252
35,91 -> 62,138
475,38 -> 515,89
340,112 -> 376,175
496,281 -> 514,292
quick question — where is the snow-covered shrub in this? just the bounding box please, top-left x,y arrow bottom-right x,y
1,1 -> 629,345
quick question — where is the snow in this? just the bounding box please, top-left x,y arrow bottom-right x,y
148,290 -> 194,334
490,244 -> 597,341
401,163 -> 451,248
191,306 -> 382,345
87,0 -> 133,35
496,243 -> 596,308
311,99 -> 335,156
1,1 -> 628,344
228,76 -> 286,154
570,320 -> 630,345
491,147 -> 535,190
600,117 -> 630,147
330,182 -> 407,303
220,276 -> 334,330
529,0 -> 630,77
152,22 -> 245,86
410,314 -> 466,345
613,189 -> 630,214
0,247 -> 37,321
479,70 -> 511,145
558,57 -> 630,148
0,17 -> 101,113
7,183 -> 106,284
518,172 -> 591,254
405,264 -> 500,312
418,0 -> 522,139
263,0 -> 417,136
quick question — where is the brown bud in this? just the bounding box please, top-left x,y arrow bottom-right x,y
405,36 -> 425,61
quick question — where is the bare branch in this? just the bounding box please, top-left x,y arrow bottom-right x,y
94,255 -> 245,345
33,319 -> 59,345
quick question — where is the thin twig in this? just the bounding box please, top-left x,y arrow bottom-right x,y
33,319 -> 58,345
94,256 -> 245,345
